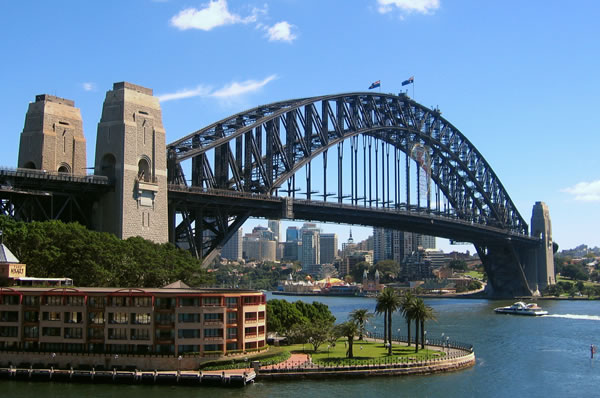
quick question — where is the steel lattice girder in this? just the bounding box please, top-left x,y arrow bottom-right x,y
167,92 -> 528,236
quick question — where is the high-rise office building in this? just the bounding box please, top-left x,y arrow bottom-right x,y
286,226 -> 299,242
268,220 -> 281,242
221,227 -> 243,261
320,233 -> 338,265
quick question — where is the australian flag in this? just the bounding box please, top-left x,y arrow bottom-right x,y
368,80 -> 380,90
402,76 -> 414,86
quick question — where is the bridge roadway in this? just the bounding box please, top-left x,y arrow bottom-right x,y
167,185 -> 539,248
0,168 -> 538,249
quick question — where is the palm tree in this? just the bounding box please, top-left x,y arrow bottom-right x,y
411,298 -> 437,352
376,287 -> 401,355
349,308 -> 373,341
400,291 -> 416,347
335,321 -> 359,358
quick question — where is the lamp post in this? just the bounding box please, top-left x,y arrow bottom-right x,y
50,352 -> 56,370
446,336 -> 450,353
327,344 -> 330,359
114,354 -> 119,371
178,355 -> 182,375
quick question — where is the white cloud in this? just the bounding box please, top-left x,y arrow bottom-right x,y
157,75 -> 276,102
377,0 -> 440,15
170,0 -> 259,31
562,180 -> 600,202
82,82 -> 96,91
265,21 -> 297,43
157,85 -> 211,102
212,75 -> 277,98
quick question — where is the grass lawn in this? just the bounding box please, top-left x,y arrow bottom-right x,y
463,271 -> 485,280
288,338 -> 444,365
556,275 -> 599,288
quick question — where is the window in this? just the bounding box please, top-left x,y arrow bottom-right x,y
226,342 -> 238,351
0,311 -> 18,322
64,327 -> 82,339
64,312 -> 83,324
245,312 -> 257,322
244,327 -> 257,337
110,296 -> 129,307
2,295 -> 19,305
67,296 -> 84,306
24,326 -> 38,338
155,298 -> 175,309
131,329 -> 150,341
227,312 -> 237,324
43,312 -> 61,321
45,296 -> 62,306
178,329 -> 200,339
132,297 -> 151,307
0,326 -> 18,337
178,313 -> 200,323
203,344 -> 222,353
88,296 -> 106,309
89,312 -> 105,325
204,313 -> 223,322
88,328 -> 104,339
180,297 -> 199,307
109,312 -> 128,324
155,313 -> 174,325
204,328 -> 223,338
24,311 -> 39,322
131,313 -> 151,325
42,327 -> 61,337
23,296 -> 39,306
202,297 -> 221,306
108,328 -> 128,340
227,327 -> 237,339
226,297 -> 238,308
178,345 -> 199,354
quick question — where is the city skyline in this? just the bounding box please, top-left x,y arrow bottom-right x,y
2,1 -> 598,252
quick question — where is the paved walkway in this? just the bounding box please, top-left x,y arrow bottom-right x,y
261,353 -> 310,370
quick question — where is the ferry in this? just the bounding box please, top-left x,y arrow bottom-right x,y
494,301 -> 548,316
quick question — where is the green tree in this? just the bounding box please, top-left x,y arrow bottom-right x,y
335,321 -> 359,358
350,261 -> 370,283
349,308 -> 373,341
374,260 -> 400,282
448,260 -> 468,271
266,299 -> 305,334
411,298 -> 436,350
400,290 -> 416,346
376,287 -> 401,355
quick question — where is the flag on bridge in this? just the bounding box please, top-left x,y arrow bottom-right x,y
402,76 -> 414,86
368,80 -> 380,90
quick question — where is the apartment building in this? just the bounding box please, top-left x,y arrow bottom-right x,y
0,286 -> 266,357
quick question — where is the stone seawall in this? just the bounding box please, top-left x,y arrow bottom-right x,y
258,352 -> 475,380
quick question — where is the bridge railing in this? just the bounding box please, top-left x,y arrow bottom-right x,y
0,167 -> 110,185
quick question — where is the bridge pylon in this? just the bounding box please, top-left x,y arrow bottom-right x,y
527,201 -> 555,292
93,82 -> 168,243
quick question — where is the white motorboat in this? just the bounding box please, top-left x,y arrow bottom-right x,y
494,301 -> 548,316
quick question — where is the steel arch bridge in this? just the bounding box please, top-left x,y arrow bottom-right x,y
166,92 -> 551,297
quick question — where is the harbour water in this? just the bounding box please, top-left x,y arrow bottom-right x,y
3,294 -> 600,397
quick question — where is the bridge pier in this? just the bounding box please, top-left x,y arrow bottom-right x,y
476,242 -> 532,298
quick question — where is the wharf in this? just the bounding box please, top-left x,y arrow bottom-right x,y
0,366 -> 255,387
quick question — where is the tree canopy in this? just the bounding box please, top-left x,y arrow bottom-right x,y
0,216 -> 214,288
266,299 -> 336,335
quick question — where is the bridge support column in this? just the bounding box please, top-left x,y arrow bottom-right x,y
526,202 -> 555,293
476,242 -> 532,297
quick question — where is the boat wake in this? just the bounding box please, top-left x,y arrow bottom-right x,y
543,314 -> 600,321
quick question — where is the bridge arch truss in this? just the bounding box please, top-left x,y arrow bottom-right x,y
167,92 -> 530,267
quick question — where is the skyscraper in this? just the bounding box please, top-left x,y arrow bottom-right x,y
268,220 -> 281,242
221,228 -> 243,261
286,226 -> 299,242
320,233 -> 338,265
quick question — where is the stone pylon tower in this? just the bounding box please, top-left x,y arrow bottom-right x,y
529,201 -> 555,291
93,82 -> 168,243
18,95 -> 86,174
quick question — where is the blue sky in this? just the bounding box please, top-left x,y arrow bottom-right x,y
2,0 -> 599,252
